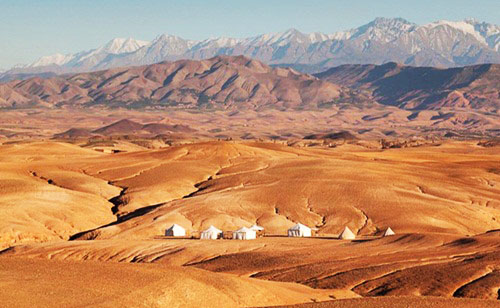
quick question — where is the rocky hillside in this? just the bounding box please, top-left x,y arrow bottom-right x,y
0,56 -> 344,109
1,56 -> 499,113
316,62 -> 500,111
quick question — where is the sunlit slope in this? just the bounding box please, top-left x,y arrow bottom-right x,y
0,256 -> 334,308
0,142 -> 119,249
0,141 -> 499,249
77,141 -> 500,240
264,296 -> 500,308
3,232 -> 500,301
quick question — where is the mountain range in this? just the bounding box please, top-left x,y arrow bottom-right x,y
0,56 -> 344,109
0,55 -> 498,113
316,62 -> 500,111
2,17 -> 499,81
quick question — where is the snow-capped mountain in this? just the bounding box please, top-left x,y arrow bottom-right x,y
101,37 -> 150,54
3,17 -> 500,79
243,28 -> 331,46
27,38 -> 149,70
29,53 -> 76,67
468,19 -> 500,51
333,17 -> 417,42
104,34 -> 195,67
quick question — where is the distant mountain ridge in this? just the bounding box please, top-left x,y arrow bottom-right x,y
2,17 -> 499,80
315,62 -> 500,111
0,55 -> 498,113
0,55 -> 345,110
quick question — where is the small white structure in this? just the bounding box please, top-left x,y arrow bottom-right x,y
339,226 -> 356,240
383,227 -> 395,236
287,223 -> 312,237
165,224 -> 186,237
200,225 -> 222,240
250,224 -> 264,232
232,227 -> 257,240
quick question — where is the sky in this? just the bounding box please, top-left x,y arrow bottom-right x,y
1,0 -> 499,69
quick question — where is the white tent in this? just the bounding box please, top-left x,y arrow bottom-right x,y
383,227 -> 395,236
287,223 -> 312,237
249,224 -> 264,231
200,225 -> 222,240
165,224 -> 186,237
232,227 -> 257,240
339,226 -> 356,240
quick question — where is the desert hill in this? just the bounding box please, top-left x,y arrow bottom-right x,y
268,297 -> 500,308
73,141 -> 500,239
54,119 -> 196,140
92,119 -> 195,136
1,140 -> 499,250
0,140 -> 499,306
93,119 -> 144,134
0,256 -> 335,308
53,128 -> 94,139
315,62 -> 500,111
0,56 -> 344,110
3,231 -> 500,297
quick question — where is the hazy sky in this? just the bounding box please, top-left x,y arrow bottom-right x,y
1,0 -> 499,68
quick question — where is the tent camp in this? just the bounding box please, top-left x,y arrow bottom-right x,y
233,227 -> 257,240
250,224 -> 264,232
200,225 -> 222,240
339,226 -> 356,240
287,223 -> 312,237
383,227 -> 395,236
165,224 -> 186,237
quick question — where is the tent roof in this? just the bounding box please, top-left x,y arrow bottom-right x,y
288,223 -> 311,231
250,224 -> 264,231
384,227 -> 395,236
202,225 -> 222,233
167,223 -> 185,230
235,227 -> 255,233
339,226 -> 356,239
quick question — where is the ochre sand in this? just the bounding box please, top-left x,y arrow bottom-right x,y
0,256 -> 337,308
0,140 -> 499,307
265,296 -> 500,308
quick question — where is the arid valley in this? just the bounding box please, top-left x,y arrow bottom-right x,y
1,134 -> 499,307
